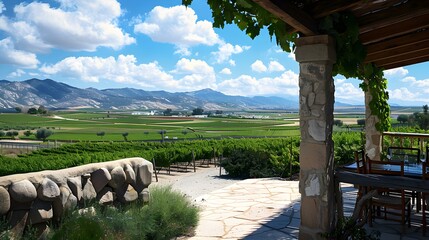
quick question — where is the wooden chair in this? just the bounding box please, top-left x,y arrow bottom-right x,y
354,149 -> 368,219
368,159 -> 411,228
423,162 -> 429,236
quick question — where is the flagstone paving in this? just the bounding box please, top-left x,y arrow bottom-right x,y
188,178 -> 426,240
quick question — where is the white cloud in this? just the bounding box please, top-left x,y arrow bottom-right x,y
40,55 -> 216,92
212,43 -> 250,63
0,38 -> 39,68
40,55 -> 174,87
251,60 -> 267,72
1,0 -> 134,53
134,5 -> 221,54
334,80 -> 364,103
229,60 -> 236,66
288,52 -> 295,60
384,67 -> 408,78
220,68 -> 231,75
173,58 -> 217,89
218,70 -> 299,96
7,69 -> 25,78
0,1 -> 5,14
388,87 -> 419,101
268,61 -> 285,72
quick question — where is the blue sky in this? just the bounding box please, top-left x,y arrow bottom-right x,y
0,0 -> 428,106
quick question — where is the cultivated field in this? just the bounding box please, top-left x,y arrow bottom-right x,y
0,112 -> 301,141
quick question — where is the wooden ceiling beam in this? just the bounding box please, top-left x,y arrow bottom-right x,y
365,30 -> 429,56
374,52 -> 429,70
358,0 -> 429,34
310,0 -> 362,19
365,41 -> 429,63
251,0 -> 319,36
352,0 -> 406,17
359,14 -> 429,45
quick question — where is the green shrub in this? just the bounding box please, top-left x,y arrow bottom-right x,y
50,186 -> 199,240
333,132 -> 363,166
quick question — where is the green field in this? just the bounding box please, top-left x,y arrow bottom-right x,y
0,112 -> 300,141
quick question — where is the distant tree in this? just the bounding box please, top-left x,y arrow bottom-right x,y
6,132 -> 13,137
15,107 -> 22,113
24,130 -> 32,137
182,130 -> 188,135
192,107 -> 204,115
158,130 -> 167,142
0,131 -> 5,137
357,119 -> 365,126
163,108 -> 173,116
28,108 -> 38,114
333,119 -> 343,127
96,131 -> 105,139
35,128 -> 53,141
397,114 -> 409,124
144,131 -> 149,136
122,132 -> 129,141
215,110 -> 223,114
424,104 -> 429,114
12,131 -> 19,137
38,105 -> 47,114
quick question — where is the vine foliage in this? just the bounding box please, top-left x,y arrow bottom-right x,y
182,0 -> 391,131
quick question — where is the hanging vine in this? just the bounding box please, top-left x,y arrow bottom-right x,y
182,0 -> 391,131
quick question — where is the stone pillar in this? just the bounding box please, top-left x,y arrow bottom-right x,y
295,35 -> 336,239
364,79 -> 382,161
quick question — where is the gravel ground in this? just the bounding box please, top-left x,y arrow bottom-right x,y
150,165 -> 241,200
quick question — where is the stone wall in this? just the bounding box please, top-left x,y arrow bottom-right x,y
0,157 -> 153,233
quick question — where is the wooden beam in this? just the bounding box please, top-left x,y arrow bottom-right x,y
352,0 -> 405,17
358,0 -> 429,34
376,56 -> 429,70
365,30 -> 429,56
365,39 -> 429,63
252,0 -> 319,36
310,0 -> 362,19
359,14 -> 429,45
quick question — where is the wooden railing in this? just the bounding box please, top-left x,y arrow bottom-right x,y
382,131 -> 429,154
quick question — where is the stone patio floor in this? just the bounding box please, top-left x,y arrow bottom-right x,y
188,178 -> 426,240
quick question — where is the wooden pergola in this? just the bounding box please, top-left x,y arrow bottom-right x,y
249,0 -> 429,239
253,0 -> 429,69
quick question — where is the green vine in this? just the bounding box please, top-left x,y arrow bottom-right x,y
182,0 -> 391,131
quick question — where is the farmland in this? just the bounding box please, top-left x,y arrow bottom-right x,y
0,111 -> 302,142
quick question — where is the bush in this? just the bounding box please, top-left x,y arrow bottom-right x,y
51,186 -> 199,240
35,128 -> 53,141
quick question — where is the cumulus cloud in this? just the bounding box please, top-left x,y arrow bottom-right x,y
218,70 -> 299,96
212,43 -> 250,63
384,67 -> 408,78
172,58 -> 216,89
0,1 -> 5,14
0,38 -> 39,68
40,55 -> 216,92
220,68 -> 231,75
134,5 -> 221,54
388,87 -> 419,101
268,61 -> 285,72
7,69 -> 25,78
0,0 -> 134,53
251,60 -> 267,72
229,60 -> 236,66
334,79 -> 364,103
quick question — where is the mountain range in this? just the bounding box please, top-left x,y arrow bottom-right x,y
0,78 -> 301,110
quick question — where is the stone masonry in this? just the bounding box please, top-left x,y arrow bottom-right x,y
295,35 -> 336,239
0,157 -> 153,235
364,79 -> 382,161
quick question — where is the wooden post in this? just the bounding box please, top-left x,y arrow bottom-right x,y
192,150 -> 196,172
152,158 -> 158,182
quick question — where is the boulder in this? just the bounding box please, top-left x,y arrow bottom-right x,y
53,186 -> 77,221
135,163 -> 153,192
108,166 -> 126,189
97,187 -> 115,205
91,168 -> 111,193
28,200 -> 53,224
124,164 -> 136,185
82,179 -> 97,201
9,180 -> 37,203
116,184 -> 138,203
139,188 -> 150,203
67,177 -> 82,201
8,210 -> 28,237
37,178 -> 60,201
0,186 -> 10,215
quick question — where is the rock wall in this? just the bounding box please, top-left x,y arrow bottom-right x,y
0,157 -> 153,231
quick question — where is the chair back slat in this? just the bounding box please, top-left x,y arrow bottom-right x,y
368,159 -> 404,176
355,149 -> 366,174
